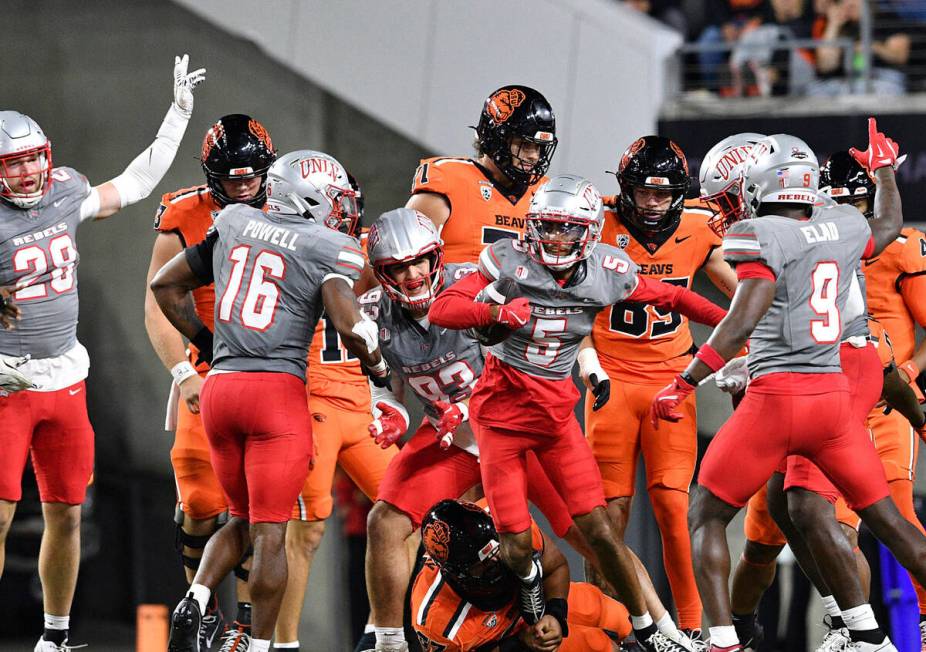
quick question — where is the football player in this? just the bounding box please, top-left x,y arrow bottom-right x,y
413,499 -> 632,652
407,84 -> 556,262
358,207 -> 584,652
152,150 -> 390,652
0,55 -> 204,651
144,113 -> 276,648
273,171 -> 400,652
662,125 -> 926,652
827,149 -> 926,646
429,174 -> 727,652
580,135 -> 740,641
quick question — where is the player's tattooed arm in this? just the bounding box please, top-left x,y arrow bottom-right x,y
684,277 -> 775,384
703,246 -> 738,298
321,276 -> 385,370
868,167 -> 903,257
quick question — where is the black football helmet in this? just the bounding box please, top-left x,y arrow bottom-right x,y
421,499 -> 517,610
201,114 -> 277,208
475,85 -> 557,188
820,151 -> 875,219
615,135 -> 690,235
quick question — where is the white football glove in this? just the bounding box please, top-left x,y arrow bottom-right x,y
0,354 -> 36,392
173,54 -> 206,117
715,356 -> 749,395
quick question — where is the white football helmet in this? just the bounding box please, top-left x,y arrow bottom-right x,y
0,111 -> 52,209
741,134 -> 819,219
265,149 -> 360,234
699,132 -> 765,236
525,174 -> 603,270
367,208 -> 445,311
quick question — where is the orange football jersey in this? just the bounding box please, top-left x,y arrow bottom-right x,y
411,157 -> 545,264
155,185 -> 221,368
591,202 -> 722,379
412,522 -> 544,651
863,228 -> 926,362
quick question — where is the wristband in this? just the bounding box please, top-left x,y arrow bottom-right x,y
679,371 -> 698,388
368,358 -> 388,377
171,361 -> 198,385
577,347 -> 606,380
695,343 -> 727,373
545,597 -> 568,638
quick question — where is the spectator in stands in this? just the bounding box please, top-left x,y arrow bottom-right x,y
695,0 -> 771,90
621,0 -> 690,37
729,0 -> 816,95
808,0 -> 911,94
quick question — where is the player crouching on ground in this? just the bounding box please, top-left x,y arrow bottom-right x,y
428,174 -> 727,652
412,499 -> 633,651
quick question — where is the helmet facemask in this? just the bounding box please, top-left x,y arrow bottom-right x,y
703,179 -> 749,237
497,133 -> 557,187
321,184 -> 361,236
375,248 -> 445,312
526,211 -> 600,271
619,181 -> 687,235
0,143 -> 53,209
441,538 -> 516,608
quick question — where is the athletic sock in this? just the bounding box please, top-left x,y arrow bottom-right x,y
251,639 -> 271,652
821,595 -> 845,628
235,601 -> 252,625
43,613 -> 69,645
843,604 -> 884,644
189,583 -> 211,614
375,627 -> 405,647
709,625 -> 739,647
273,642 -> 299,650
656,612 -> 680,637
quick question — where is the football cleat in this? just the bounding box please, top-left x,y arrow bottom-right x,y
708,646 -> 743,652
517,552 -> 546,625
169,593 -> 203,652
846,638 -> 897,651
680,629 -> 709,652
34,638 -> 86,652
733,613 -> 764,651
200,594 -> 226,650
639,630 -> 699,651
361,644 -> 409,652
218,622 -> 251,652
816,619 -> 851,652
920,620 -> 926,652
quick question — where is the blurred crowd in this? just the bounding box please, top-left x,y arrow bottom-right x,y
621,0 -> 926,97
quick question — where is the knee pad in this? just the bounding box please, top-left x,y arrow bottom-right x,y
174,505 -> 228,571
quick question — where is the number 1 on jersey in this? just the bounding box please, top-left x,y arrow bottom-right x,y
217,245 -> 285,331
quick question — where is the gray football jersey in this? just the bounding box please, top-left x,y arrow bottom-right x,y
359,263 -> 483,420
0,167 -> 90,358
722,203 -> 872,377
478,239 -> 638,379
210,204 -> 363,380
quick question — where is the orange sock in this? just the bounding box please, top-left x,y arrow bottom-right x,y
567,581 -> 632,639
889,479 -> 926,613
651,486 -> 702,629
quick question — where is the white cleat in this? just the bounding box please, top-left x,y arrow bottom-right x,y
816,626 -> 851,652
847,637 -> 898,652
34,638 -> 85,652
920,620 -> 926,652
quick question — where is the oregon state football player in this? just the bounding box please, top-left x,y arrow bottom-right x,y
406,84 -> 556,262
579,135 -> 737,641
144,114 -> 275,648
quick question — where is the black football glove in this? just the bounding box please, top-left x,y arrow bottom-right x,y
191,326 -> 214,366
363,362 -> 393,390
589,372 -> 610,411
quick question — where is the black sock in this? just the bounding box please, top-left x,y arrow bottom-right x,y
732,612 -> 755,640
635,622 -> 658,641
831,615 -> 846,629
849,627 -> 885,645
43,629 -> 67,645
236,601 -> 252,626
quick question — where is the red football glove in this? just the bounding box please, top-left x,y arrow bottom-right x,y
650,374 -> 697,429
849,117 -> 900,172
493,297 -> 532,329
368,401 -> 408,449
433,400 -> 466,450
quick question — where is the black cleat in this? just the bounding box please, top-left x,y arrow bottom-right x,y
169,593 -> 203,652
200,593 -> 225,650
517,552 -> 546,625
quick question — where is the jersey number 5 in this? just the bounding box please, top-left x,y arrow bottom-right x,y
217,245 -> 285,331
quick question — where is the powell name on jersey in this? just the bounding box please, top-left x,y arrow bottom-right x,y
0,167 -> 90,358
411,157 -> 544,264
478,238 -> 638,380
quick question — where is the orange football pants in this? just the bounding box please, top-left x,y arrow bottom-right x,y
292,379 -> 396,521
559,581 -> 632,651
585,376 -> 701,629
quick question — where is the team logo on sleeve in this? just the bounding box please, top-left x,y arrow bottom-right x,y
486,89 -> 526,123
515,265 -> 528,280
483,614 -> 498,628
615,234 -> 630,249
479,182 -> 493,202
153,203 -> 167,229
422,520 -> 451,564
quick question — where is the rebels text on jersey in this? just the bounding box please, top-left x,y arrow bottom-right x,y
478,239 -> 639,380
411,157 -> 545,264
359,263 -> 482,421
186,204 -> 363,380
0,167 -> 90,358
722,202 -> 872,378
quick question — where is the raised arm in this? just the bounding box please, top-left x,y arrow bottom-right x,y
849,118 -> 903,257
81,55 -> 205,220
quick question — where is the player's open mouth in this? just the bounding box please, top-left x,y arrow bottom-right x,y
404,278 -> 427,294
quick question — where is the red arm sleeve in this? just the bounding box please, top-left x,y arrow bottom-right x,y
627,275 -> 728,327
735,260 -> 777,281
427,270 -> 495,329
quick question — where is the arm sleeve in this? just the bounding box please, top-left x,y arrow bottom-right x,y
427,270 -> 494,329
736,260 -> 777,281
627,275 -> 728,327
184,227 -> 217,284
